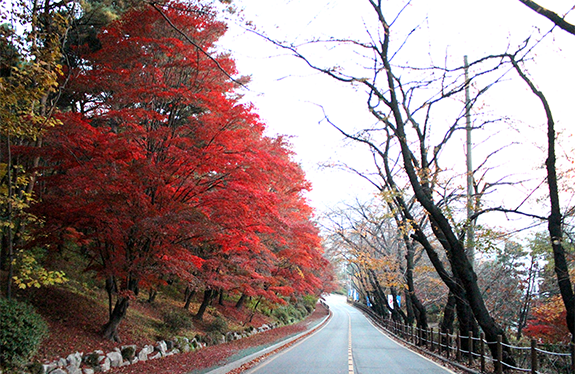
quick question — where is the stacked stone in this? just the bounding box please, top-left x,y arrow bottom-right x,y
36,323 -> 278,374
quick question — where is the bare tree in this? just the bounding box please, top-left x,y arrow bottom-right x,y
253,0 -> 524,365
323,199 -> 407,322
509,54 -> 575,341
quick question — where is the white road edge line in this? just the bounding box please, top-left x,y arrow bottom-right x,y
364,316 -> 458,374
243,311 -> 335,373
348,314 -> 354,374
203,310 -> 332,374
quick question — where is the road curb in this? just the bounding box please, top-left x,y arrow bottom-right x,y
204,308 -> 333,374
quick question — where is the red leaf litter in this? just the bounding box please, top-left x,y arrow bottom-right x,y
111,304 -> 330,374
225,308 -> 332,374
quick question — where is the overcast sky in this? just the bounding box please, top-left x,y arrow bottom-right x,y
217,0 -> 575,221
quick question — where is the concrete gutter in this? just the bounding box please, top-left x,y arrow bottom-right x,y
203,308 -> 332,374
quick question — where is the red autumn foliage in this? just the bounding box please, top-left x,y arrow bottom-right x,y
111,304 -> 330,374
523,295 -> 571,344
26,1 -> 334,342
22,282 -> 328,371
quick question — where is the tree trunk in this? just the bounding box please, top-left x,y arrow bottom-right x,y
405,240 -> 428,332
184,287 -> 195,310
428,214 -> 511,363
218,288 -> 224,305
195,289 -> 214,321
147,288 -> 157,303
367,269 -> 390,318
390,286 -> 407,324
454,292 -> 479,353
516,257 -> 536,340
102,296 -> 129,342
510,57 -> 575,342
105,276 -> 117,319
102,276 -> 137,342
0,231 -> 7,272
405,289 -> 415,325
440,291 -> 456,352
248,296 -> 263,323
235,293 -> 247,309
440,291 -> 456,333
5,135 -> 14,300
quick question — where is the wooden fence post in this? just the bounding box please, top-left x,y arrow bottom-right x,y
446,331 -> 451,359
418,326 -> 422,346
456,330 -> 461,361
496,335 -> 503,374
530,339 -> 538,374
480,332 -> 485,373
419,327 -> 422,347
468,331 -> 473,366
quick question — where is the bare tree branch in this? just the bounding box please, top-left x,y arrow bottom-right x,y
470,207 -> 547,222
149,2 -> 247,88
517,0 -> 575,35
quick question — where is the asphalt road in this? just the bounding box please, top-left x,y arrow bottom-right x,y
243,294 -> 455,374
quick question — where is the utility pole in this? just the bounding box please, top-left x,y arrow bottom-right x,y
464,55 -> 475,267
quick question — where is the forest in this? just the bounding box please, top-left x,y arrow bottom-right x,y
0,0 -> 336,369
297,0 -> 575,366
1,0 -> 575,372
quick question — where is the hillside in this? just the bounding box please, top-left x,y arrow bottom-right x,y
10,277 -> 320,370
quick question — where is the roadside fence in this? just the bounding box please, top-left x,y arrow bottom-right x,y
352,302 -> 574,374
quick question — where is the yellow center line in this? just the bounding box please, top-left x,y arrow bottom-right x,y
348,314 -> 354,374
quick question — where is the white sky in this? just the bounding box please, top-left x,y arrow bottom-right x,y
218,0 -> 575,227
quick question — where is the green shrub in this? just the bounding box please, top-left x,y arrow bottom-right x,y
333,287 -> 346,295
273,308 -> 291,325
0,298 -> 49,370
205,331 -> 225,346
26,361 -> 44,374
273,303 -> 306,325
83,352 -> 100,368
162,310 -> 193,335
302,295 -> 318,313
121,346 -> 136,361
206,315 -> 227,333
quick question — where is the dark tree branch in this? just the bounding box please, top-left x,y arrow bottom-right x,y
509,53 -> 575,341
470,207 -> 547,222
518,0 -> 575,35
148,2 -> 246,88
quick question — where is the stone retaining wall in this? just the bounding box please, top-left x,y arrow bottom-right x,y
35,323 -> 278,374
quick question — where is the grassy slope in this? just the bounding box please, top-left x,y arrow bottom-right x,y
112,306 -> 329,374
17,282 -> 276,364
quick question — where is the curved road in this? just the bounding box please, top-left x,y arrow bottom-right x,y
244,294 -> 454,374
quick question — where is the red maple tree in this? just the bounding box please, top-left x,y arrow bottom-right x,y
523,295 -> 571,344
30,1 -> 332,341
